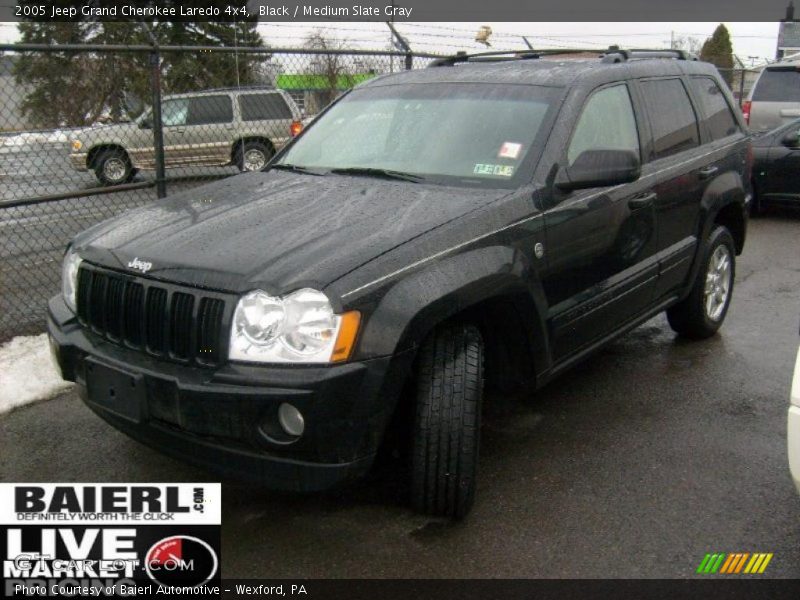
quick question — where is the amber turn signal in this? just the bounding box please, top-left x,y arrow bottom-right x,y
331,311 -> 361,363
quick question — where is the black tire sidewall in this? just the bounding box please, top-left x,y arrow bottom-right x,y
95,150 -> 132,185
701,227 -> 735,330
411,324 -> 484,519
237,142 -> 272,172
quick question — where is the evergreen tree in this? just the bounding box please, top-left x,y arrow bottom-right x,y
14,0 -> 265,128
700,24 -> 735,88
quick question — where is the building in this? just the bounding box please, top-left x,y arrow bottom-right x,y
276,73 -> 377,115
776,2 -> 800,59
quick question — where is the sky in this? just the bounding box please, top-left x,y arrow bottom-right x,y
0,21 -> 785,64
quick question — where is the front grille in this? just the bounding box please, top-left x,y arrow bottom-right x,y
76,264 -> 228,366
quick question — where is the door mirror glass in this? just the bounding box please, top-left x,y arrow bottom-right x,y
555,149 -> 641,191
781,129 -> 800,147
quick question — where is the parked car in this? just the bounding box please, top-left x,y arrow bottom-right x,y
743,58 -> 800,132
69,87 -> 303,185
49,49 -> 751,518
790,337 -> 800,495
751,118 -> 800,214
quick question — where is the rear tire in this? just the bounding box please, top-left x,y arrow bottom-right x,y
94,149 -> 134,186
235,141 -> 273,172
411,323 -> 484,519
667,225 -> 735,339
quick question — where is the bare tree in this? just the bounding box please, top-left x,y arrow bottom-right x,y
672,35 -> 703,55
303,31 -> 358,109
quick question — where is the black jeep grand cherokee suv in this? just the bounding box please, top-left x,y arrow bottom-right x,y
49,49 -> 751,518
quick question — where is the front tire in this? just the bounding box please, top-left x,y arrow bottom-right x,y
94,149 -> 134,186
411,323 -> 484,519
667,225 -> 735,339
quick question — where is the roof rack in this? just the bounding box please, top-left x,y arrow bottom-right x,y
179,84 -> 277,94
428,47 -> 698,68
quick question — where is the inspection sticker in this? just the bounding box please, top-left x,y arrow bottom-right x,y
498,142 -> 523,159
474,163 -> 515,177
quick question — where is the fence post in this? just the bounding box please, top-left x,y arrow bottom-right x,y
738,69 -> 746,108
149,47 -> 167,199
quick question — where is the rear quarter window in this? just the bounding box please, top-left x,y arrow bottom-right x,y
240,94 -> 294,121
639,78 -> 700,159
751,68 -> 800,102
688,76 -> 740,140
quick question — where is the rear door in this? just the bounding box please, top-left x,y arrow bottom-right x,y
749,66 -> 800,133
542,82 -> 659,360
761,121 -> 800,200
634,77 -> 708,300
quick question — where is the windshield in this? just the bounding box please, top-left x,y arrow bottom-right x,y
277,83 -> 559,187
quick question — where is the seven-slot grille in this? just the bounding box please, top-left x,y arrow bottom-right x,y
76,264 -> 227,366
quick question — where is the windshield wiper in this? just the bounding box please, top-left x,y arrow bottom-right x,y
329,167 -> 424,183
270,163 -> 326,176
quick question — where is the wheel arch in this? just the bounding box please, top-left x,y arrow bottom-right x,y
230,136 -> 276,164
353,245 -> 550,392
86,144 -> 129,170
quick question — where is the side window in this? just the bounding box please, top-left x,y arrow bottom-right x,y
162,99 -> 189,127
567,84 -> 639,165
752,69 -> 800,102
186,95 -> 233,125
688,77 -> 740,140
639,79 -> 700,159
240,94 -> 294,121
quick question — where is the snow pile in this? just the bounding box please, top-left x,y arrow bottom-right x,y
0,334 -> 73,414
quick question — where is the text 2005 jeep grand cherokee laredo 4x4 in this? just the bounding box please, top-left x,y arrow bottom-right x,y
49,49 -> 751,518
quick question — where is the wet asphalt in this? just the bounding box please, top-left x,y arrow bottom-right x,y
1,212 -> 799,578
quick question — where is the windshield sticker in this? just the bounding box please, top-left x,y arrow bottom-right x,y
498,142 -> 523,159
474,163 -> 515,177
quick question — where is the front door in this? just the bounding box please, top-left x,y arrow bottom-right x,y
541,83 -> 659,360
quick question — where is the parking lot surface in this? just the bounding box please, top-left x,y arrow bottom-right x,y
1,214 -> 799,578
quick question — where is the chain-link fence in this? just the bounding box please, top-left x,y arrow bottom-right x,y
0,43 -> 438,340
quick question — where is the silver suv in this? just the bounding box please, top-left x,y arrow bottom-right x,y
745,57 -> 800,133
70,87 -> 303,185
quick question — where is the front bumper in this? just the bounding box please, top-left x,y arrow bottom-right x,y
47,295 -> 413,491
789,346 -> 800,495
789,407 -> 800,495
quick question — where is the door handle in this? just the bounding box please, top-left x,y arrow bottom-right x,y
628,192 -> 657,211
173,127 -> 185,133
698,166 -> 719,180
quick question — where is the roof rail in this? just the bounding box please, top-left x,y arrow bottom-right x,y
427,48 -> 606,67
428,47 -> 699,67
602,48 -> 699,63
181,84 -> 277,94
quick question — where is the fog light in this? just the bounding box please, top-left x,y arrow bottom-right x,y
278,403 -> 305,437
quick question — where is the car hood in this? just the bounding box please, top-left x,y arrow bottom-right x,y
74,122 -> 138,143
74,170 -> 507,296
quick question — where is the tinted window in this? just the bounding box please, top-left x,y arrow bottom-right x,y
568,84 -> 639,165
639,79 -> 699,159
240,93 -> 293,121
186,96 -> 233,125
689,77 -> 740,140
752,68 -> 800,102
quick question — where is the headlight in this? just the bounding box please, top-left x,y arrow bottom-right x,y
229,289 -> 360,364
71,140 -> 83,152
62,248 -> 82,313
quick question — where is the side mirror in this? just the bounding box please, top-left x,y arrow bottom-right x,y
139,118 -> 152,129
781,130 -> 800,147
555,149 -> 641,192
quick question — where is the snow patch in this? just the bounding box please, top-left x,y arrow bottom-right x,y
0,334 -> 73,415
